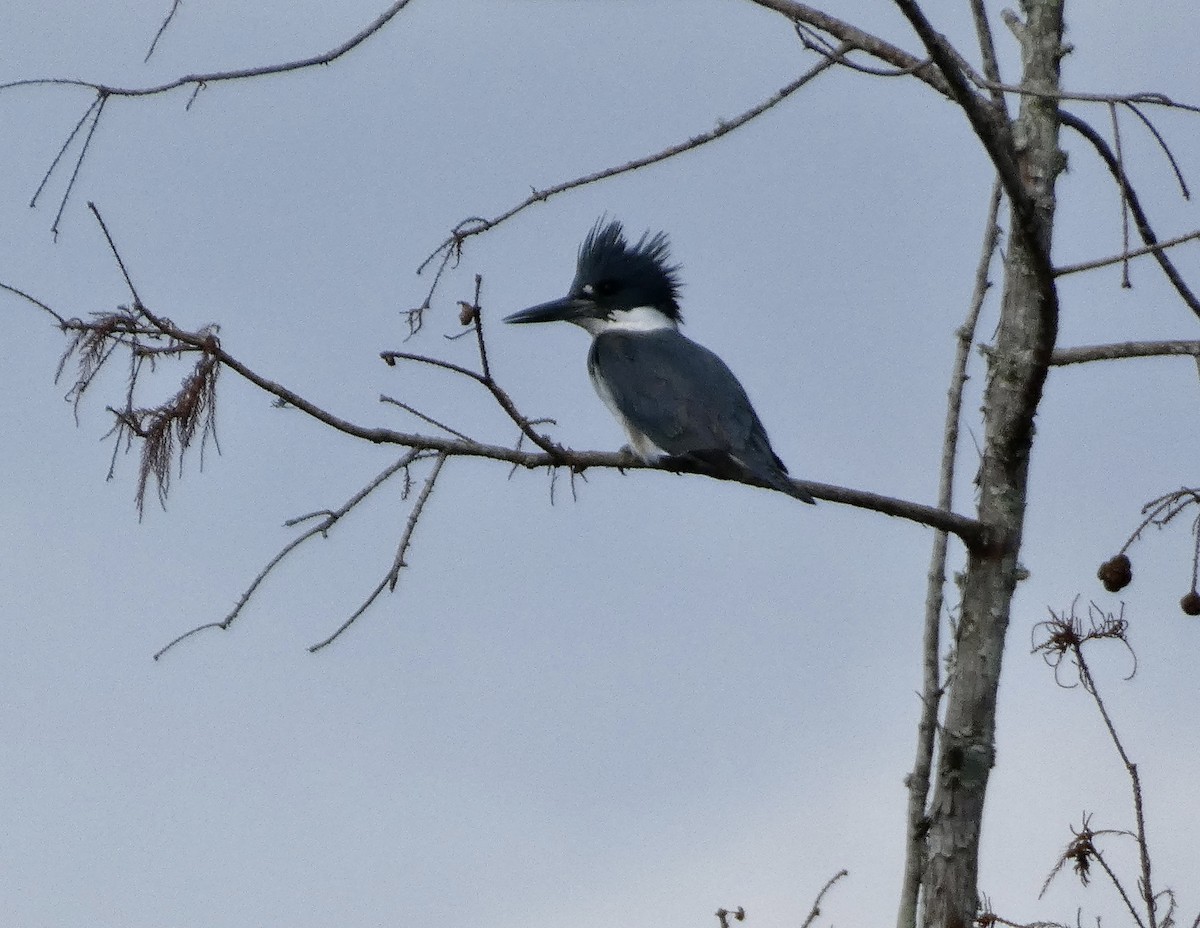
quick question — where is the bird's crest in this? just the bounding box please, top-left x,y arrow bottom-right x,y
576,219 -> 683,320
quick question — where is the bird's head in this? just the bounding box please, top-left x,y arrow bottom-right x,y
504,219 -> 682,334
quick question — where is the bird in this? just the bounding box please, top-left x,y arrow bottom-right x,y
504,218 -> 814,503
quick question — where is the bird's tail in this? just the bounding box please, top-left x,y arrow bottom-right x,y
684,449 -> 816,504
759,464 -> 816,504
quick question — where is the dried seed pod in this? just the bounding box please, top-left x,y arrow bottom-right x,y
1181,591 -> 1200,616
1097,554 -> 1132,593
458,302 -> 478,326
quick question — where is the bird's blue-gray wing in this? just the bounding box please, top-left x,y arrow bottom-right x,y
587,330 -> 814,502
588,330 -> 770,459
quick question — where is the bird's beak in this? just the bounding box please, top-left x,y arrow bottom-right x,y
503,295 -> 591,325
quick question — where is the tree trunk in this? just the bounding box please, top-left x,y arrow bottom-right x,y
920,3 -> 1065,926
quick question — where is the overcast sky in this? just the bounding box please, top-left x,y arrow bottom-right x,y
2,2 -> 1199,926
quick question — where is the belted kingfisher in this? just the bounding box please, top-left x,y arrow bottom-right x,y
504,219 -> 814,503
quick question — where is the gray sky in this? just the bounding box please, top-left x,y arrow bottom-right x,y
2,2 -> 1199,926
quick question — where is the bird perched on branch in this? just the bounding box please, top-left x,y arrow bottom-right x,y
504,219 -> 814,503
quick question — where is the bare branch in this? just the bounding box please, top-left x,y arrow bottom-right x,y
0,0 -> 416,98
153,452 -> 420,660
891,0 -> 1053,285
47,307 -> 991,547
308,452 -> 448,652
800,869 -> 848,928
47,96 -> 107,238
5,1 -> 417,229
144,0 -> 184,63
0,280 -> 68,325
898,179 -> 1003,928
380,394 -> 473,442
1060,110 -> 1200,319
29,94 -> 101,210
1033,601 -> 1158,928
969,0 -> 1006,110
746,0 -> 951,96
1051,340 -> 1200,366
1108,103 -> 1133,287
793,25 -> 931,78
88,202 -> 145,305
418,53 -> 842,284
1123,102 -> 1191,200
968,79 -> 1200,115
1055,228 -> 1200,277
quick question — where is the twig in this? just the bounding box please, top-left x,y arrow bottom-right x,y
1060,110 -> 1200,319
418,53 -> 842,285
1108,103 -> 1132,287
1055,228 -> 1200,277
144,0 -> 183,63
794,25 -> 931,78
7,1 -> 417,228
1076,646 -> 1158,928
746,0 -> 951,97
49,96 -> 106,239
968,0 -> 1006,111
1033,603 -> 1157,928
88,202 -> 144,305
29,95 -> 102,210
380,394 -> 473,442
1050,340 -> 1200,365
800,869 -> 848,928
967,79 -> 1200,115
381,348 -> 562,456
153,452 -> 419,659
0,281 -> 68,325
1123,102 -> 1190,200
0,0 -> 416,97
308,452 -> 447,651
891,0 -> 1051,285
897,179 -> 1002,928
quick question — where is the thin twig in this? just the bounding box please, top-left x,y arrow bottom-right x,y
1060,110 -> 1200,319
144,0 -> 183,63
381,348 -> 562,456
51,96 -> 106,239
746,0 -> 951,97
1108,103 -> 1132,288
891,0 -> 1050,285
1055,228 -> 1200,277
380,394 -> 473,441
1050,340 -> 1200,365
308,452 -> 447,651
29,95 -> 102,209
800,869 -> 848,928
88,202 -> 144,305
153,452 -> 419,659
897,179 -> 1002,928
0,0 -> 416,97
794,25 -> 931,77
968,0 -> 1006,111
8,1 -> 417,229
966,78 -> 1200,115
469,275 -> 491,380
417,53 -> 842,284
1073,645 -> 1157,928
1123,102 -> 1190,200
0,281 -> 68,325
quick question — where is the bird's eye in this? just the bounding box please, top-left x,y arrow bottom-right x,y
594,279 -> 618,296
